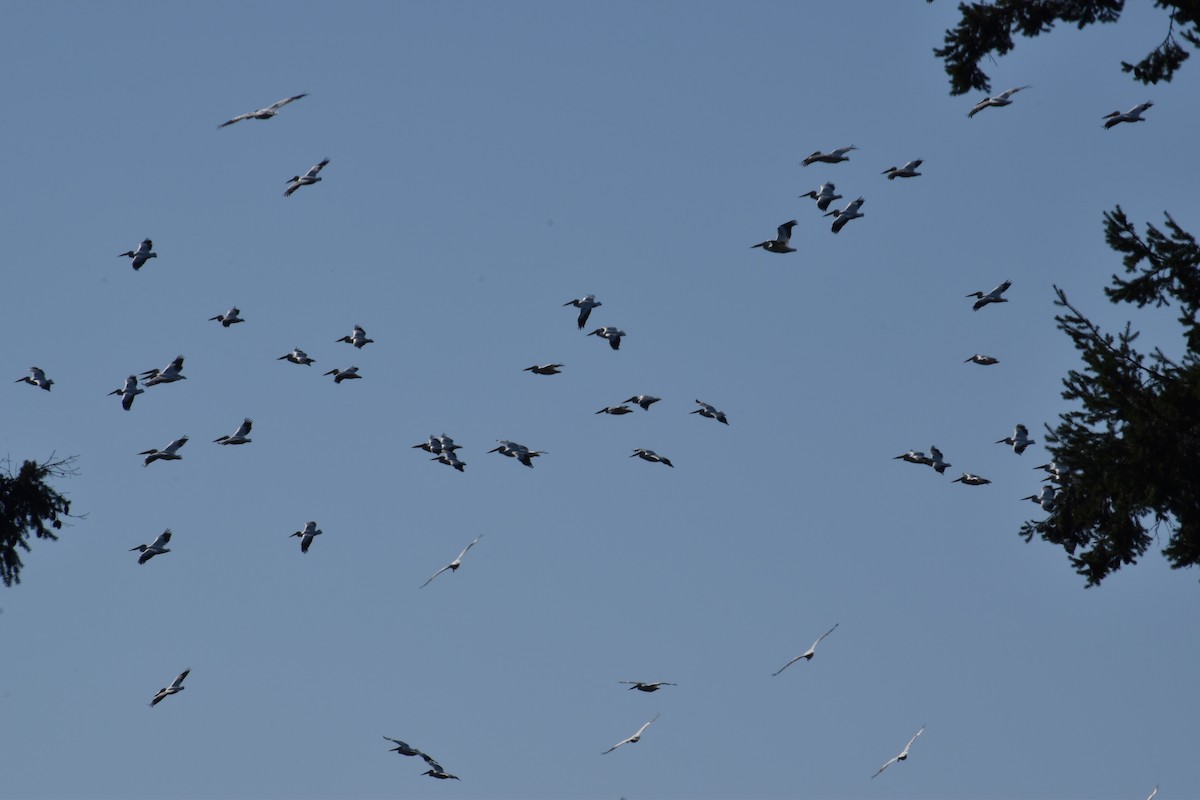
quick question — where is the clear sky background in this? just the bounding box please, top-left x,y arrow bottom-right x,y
2,3 -> 1197,798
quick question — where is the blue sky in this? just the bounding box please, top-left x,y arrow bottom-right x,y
3,3 -> 1197,798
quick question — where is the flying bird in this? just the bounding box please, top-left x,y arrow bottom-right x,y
1034,462 -> 1066,483
15,366 -> 54,391
966,280 -> 1012,311
882,159 -> 923,179
871,725 -> 925,778
139,436 -> 188,466
290,521 -> 322,553
772,623 -> 839,676
214,418 -> 253,445
602,714 -> 660,754
131,529 -> 172,564
964,354 -> 999,365
691,399 -> 729,425
588,327 -> 626,350
109,375 -> 144,411
142,355 -> 186,386
967,85 -> 1031,118
209,307 -> 244,327
431,450 -> 467,472
149,668 -> 190,707
624,395 -> 661,410
284,158 -> 330,197
952,473 -> 991,486
524,363 -> 564,375
118,239 -> 156,270
997,424 -> 1035,455
382,736 -> 427,758
1103,101 -> 1153,129
1022,485 -> 1058,511
487,440 -> 546,468
335,324 -> 373,349
825,197 -> 865,234
894,450 -> 933,466
751,220 -> 798,253
564,294 -> 602,330
414,434 -> 461,455
420,535 -> 483,588
801,145 -> 856,166
278,347 -> 316,366
422,766 -> 461,781
619,681 -> 676,693
219,93 -> 308,127
631,448 -> 673,468
597,405 -> 635,415
928,445 -> 952,475
800,182 -> 842,211
324,366 -> 362,383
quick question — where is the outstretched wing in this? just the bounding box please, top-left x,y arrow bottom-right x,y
267,92 -> 308,112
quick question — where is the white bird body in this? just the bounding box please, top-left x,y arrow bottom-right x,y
882,159 -> 923,179
1022,484 -> 1058,511
209,307 -> 244,327
139,436 -> 188,466
290,521 -> 323,553
119,239 -> 156,270
825,197 -> 865,233
773,623 -> 838,676
872,725 -> 925,778
894,450 -> 932,466
564,294 -> 602,330
928,445 -> 952,475
150,668 -> 190,707
414,434 -> 461,455
967,280 -> 1012,311
16,366 -> 54,391
109,375 -> 144,411
284,158 -> 330,197
278,348 -> 316,366
964,354 -> 999,365
432,449 -> 467,472
597,405 -> 635,415
800,182 -> 842,211
421,535 -> 482,588
487,440 -> 547,468
801,145 -> 856,166
602,714 -> 660,754
631,448 -> 673,468
952,472 -> 991,486
1103,101 -> 1153,129
324,366 -> 361,383
214,418 -> 252,445
997,423 -> 1035,455
588,327 -> 626,350
142,355 -> 186,386
968,85 -> 1031,117
131,529 -> 172,564
336,324 -> 373,349
624,395 -> 661,410
219,93 -> 308,127
751,220 -> 798,253
691,399 -> 729,425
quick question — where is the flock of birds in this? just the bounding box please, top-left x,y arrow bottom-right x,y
11,82 -> 1165,794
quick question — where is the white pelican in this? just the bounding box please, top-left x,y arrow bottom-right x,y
800,182 -> 842,211
15,366 -> 54,391
997,423 -> 1035,455
219,93 -> 308,128
284,158 -> 330,197
214,418 -> 252,445
290,521 -> 322,553
894,450 -> 932,466
277,347 -> 316,366
422,766 -> 460,781
928,445 -> 952,475
149,668 -> 190,707
524,363 -> 564,375
751,220 -> 798,253
1021,485 -> 1057,511
564,294 -> 602,330
382,736 -> 427,758
966,280 -> 1012,311
142,355 -> 186,386
825,197 -> 865,234
487,440 -> 545,467
882,159 -> 923,179
597,405 -> 635,415
619,681 -> 676,692
631,448 -> 673,467
624,395 -> 661,410
1034,462 -> 1065,482
413,434 -> 461,454
432,450 -> 466,472
139,436 -> 188,466
209,307 -> 244,327
335,324 -> 373,349
588,326 -> 626,350
109,375 -> 144,411
323,366 -> 361,383
602,714 -> 660,754
691,399 -> 729,425
420,535 -> 482,588
801,145 -> 856,166
118,239 -> 156,271
131,529 -> 172,564
964,354 -> 999,365
773,623 -> 839,676
871,725 -> 925,778
1103,101 -> 1153,129
967,85 -> 1031,118
952,473 -> 991,486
